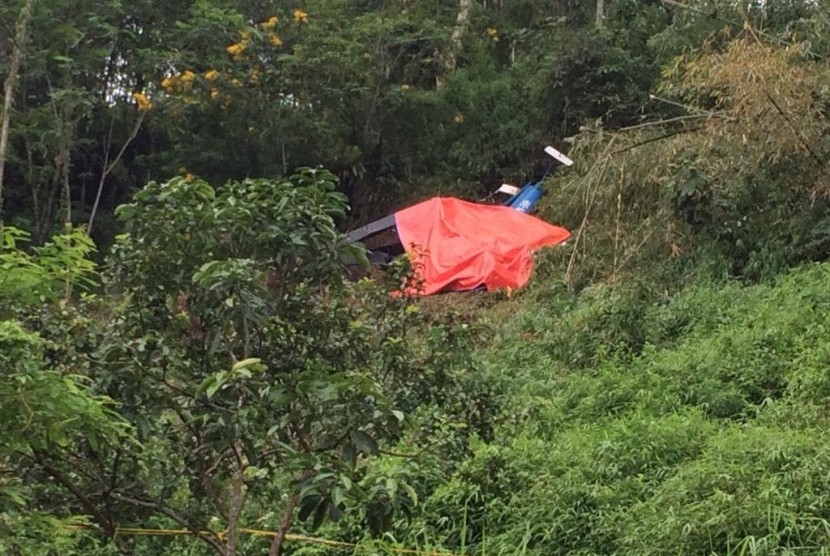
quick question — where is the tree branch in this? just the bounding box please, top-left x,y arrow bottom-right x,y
30,447 -> 116,537
616,112 -> 725,133
88,110 -> 145,233
609,127 -> 702,156
267,470 -> 313,556
110,492 -> 225,555
436,0 -> 473,88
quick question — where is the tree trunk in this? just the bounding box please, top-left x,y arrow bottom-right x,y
0,0 -> 37,217
267,492 -> 300,556
436,0 -> 473,88
267,469 -> 313,556
59,134 -> 71,227
596,0 -> 605,25
224,465 -> 246,556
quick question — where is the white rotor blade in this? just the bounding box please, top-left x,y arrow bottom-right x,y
544,145 -> 574,166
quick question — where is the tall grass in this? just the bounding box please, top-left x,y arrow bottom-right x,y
373,262 -> 830,555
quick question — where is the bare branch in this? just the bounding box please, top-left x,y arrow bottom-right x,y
88,110 -> 145,233
30,447 -> 116,537
616,112 -> 726,133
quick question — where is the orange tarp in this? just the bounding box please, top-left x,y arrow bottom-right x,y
394,197 -> 570,295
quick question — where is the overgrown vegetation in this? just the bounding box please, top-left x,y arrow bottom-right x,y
381,262 -> 830,556
0,170 -> 497,556
3,0 -> 830,555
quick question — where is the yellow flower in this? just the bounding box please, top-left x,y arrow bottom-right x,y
226,42 -> 247,57
249,67 -> 261,83
204,69 -> 219,81
486,27 -> 498,37
184,173 -> 195,182
132,92 -> 152,112
262,16 -> 278,28
181,70 -> 196,82
210,88 -> 219,100
231,78 -> 242,88
401,84 -> 410,91
161,75 -> 176,90
240,29 -> 252,41
453,113 -> 464,123
293,9 -> 308,23
268,33 -> 283,47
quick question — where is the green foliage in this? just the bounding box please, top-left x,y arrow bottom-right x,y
0,0 -> 667,235
8,169 -> 484,555
387,262 -> 830,556
112,168 -> 353,293
0,225 -> 127,555
0,514 -> 95,556
0,225 -> 96,313
4,0 -> 828,240
4,2 -> 830,555
0,320 -> 125,454
0,162 -> 495,555
534,35 -> 830,291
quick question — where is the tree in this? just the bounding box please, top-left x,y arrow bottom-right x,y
7,168 -> 479,556
0,0 -> 35,216
0,224 -> 129,554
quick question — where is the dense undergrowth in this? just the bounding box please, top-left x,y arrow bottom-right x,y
479,263 -> 830,554
328,262 -> 830,556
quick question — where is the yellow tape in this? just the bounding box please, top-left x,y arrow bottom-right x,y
63,524 -> 467,556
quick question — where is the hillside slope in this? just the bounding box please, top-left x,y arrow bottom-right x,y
341,32 -> 830,556
465,262 -> 830,555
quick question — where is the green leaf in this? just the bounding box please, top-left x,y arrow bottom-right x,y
328,501 -> 343,522
0,486 -> 27,506
233,357 -> 263,372
402,483 -> 418,505
385,478 -> 397,498
298,495 -> 319,522
312,498 -> 329,530
331,485 -> 346,507
349,430 -> 378,456
343,443 -> 357,467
